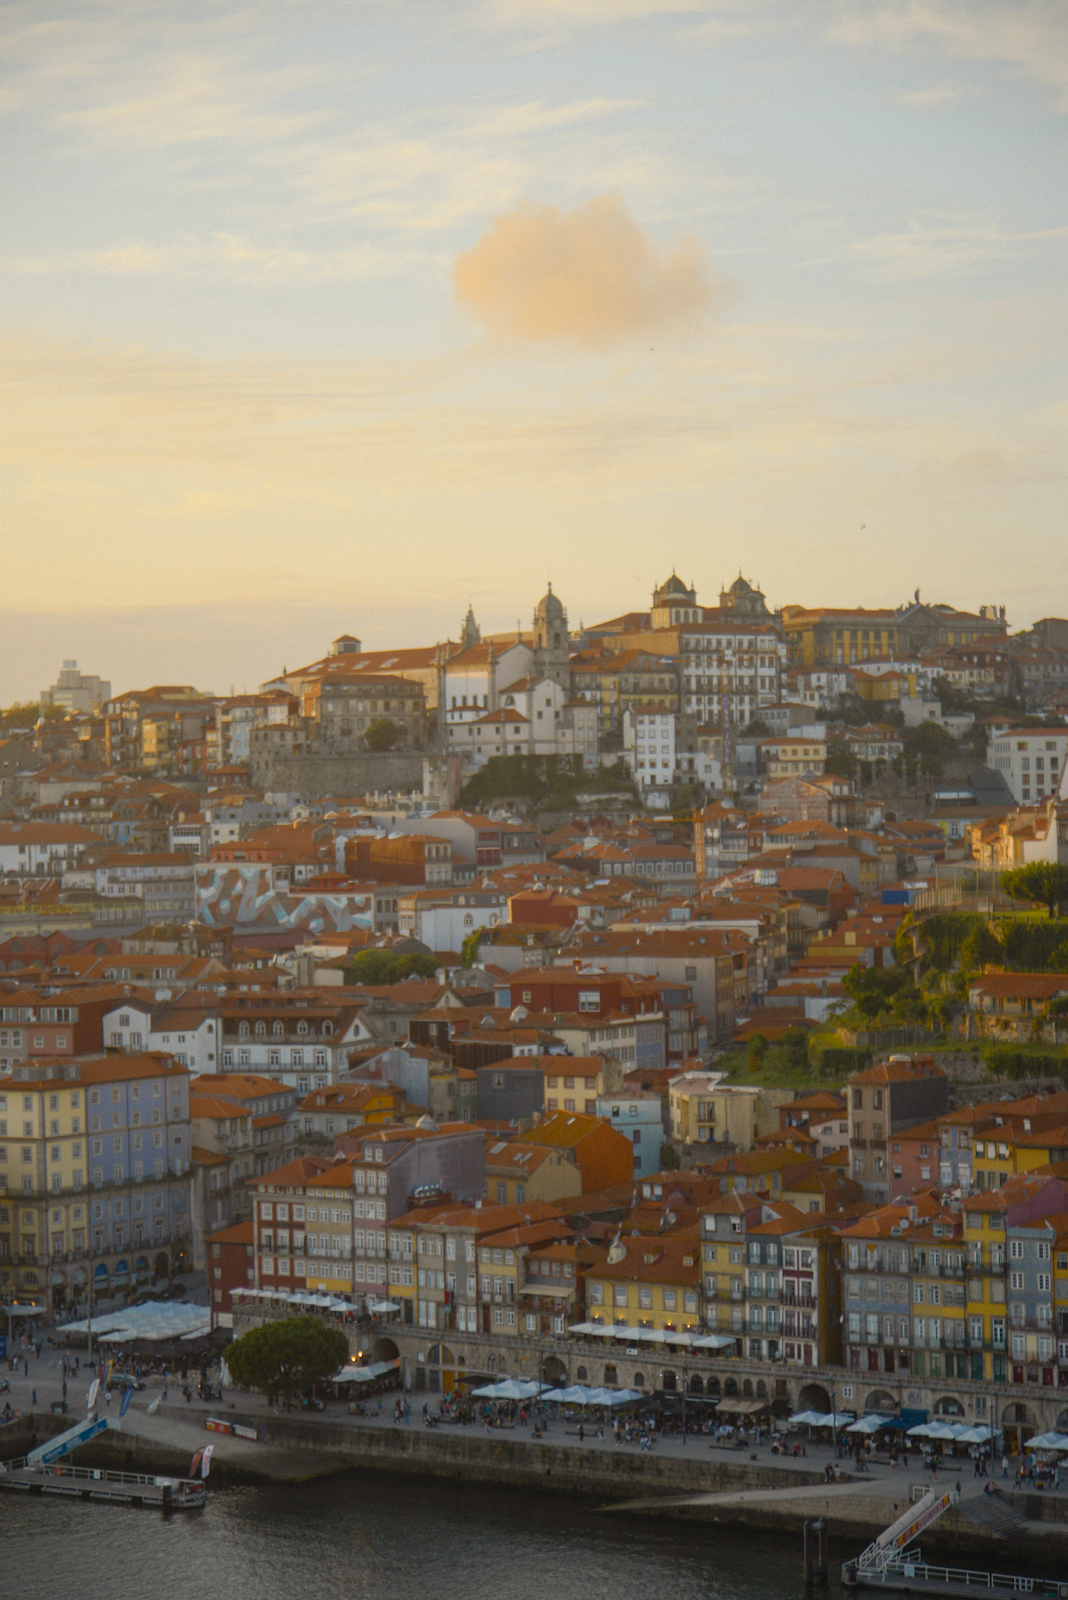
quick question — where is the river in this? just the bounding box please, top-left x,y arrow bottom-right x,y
3,1469 -> 849,1600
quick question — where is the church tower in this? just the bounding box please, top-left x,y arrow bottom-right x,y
459,603 -> 481,648
532,583 -> 570,689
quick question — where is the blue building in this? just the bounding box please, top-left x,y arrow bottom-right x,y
596,1091 -> 663,1177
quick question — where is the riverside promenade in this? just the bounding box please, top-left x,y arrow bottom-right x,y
4,1360 -> 1068,1562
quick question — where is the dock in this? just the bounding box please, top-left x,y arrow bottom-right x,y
0,1457 -> 207,1509
842,1552 -> 1068,1599
842,1485 -> 1068,1600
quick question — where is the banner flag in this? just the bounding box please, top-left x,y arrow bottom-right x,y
189,1447 -> 204,1479
119,1385 -> 133,1417
147,1396 -> 161,1415
87,1378 -> 100,1412
201,1444 -> 214,1480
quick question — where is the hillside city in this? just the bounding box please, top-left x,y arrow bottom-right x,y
3,571 -> 1068,1451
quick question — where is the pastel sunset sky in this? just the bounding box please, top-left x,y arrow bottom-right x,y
2,1 -> 1066,699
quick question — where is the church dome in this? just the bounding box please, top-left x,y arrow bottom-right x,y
535,582 -> 565,621
728,575 -> 754,597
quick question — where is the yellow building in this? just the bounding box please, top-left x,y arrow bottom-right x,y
484,1139 -> 582,1206
586,1235 -> 701,1334
973,1106 -> 1068,1190
963,1190 -> 1009,1383
0,1053 -> 192,1311
537,1054 -> 622,1116
908,1217 -> 968,1382
669,1073 -> 793,1148
699,1193 -> 764,1339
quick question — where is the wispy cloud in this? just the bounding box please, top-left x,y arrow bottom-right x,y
852,213 -> 1068,279
890,77 -> 982,105
827,1 -> 1068,108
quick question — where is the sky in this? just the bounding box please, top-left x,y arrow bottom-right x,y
1,0 -> 1066,702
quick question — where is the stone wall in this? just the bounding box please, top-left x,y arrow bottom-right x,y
247,749 -> 427,800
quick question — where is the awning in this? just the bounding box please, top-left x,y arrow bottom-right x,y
368,1300 -> 401,1314
716,1396 -> 770,1416
519,1282 -> 575,1298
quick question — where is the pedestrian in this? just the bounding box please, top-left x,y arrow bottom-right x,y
23,1359 -> 28,1377
105,1389 -> 111,1408
1002,1455 -> 1009,1479
31,1389 -> 37,1407
974,1454 -> 981,1478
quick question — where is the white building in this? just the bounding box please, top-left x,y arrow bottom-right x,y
443,641 -> 532,734
0,822 -> 102,876
623,707 -> 676,792
678,623 -> 787,728
40,660 -> 111,714
987,728 -> 1068,805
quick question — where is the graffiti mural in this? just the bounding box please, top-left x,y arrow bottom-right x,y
195,867 -> 374,934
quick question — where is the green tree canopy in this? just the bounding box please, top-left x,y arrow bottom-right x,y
347,948 -> 438,985
742,717 -> 770,738
226,1317 -> 350,1401
824,737 -> 858,779
841,963 -> 922,1021
1001,863 -> 1068,919
460,926 -> 484,968
659,1142 -> 680,1171
364,717 -> 401,751
959,922 -> 1004,973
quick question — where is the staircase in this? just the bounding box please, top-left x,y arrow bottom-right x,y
958,1492 -> 1029,1539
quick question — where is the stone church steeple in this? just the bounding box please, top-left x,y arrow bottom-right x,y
532,583 -> 570,689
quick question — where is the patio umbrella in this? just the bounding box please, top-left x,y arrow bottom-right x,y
846,1414 -> 893,1434
1025,1432 -> 1068,1451
790,1411 -> 827,1426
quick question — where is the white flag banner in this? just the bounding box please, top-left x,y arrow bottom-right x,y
146,1395 -> 161,1415
87,1378 -> 100,1412
201,1444 -> 214,1480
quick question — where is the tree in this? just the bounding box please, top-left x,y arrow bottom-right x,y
460,926 -> 484,968
824,737 -> 858,779
959,922 -> 1004,973
1001,863 -> 1068,919
742,717 -> 770,738
659,1142 -> 680,1171
364,717 -> 400,751
904,719 -> 956,779
841,963 -> 918,1021
672,782 -> 699,816
347,948 -> 438,985
226,1316 -> 349,1402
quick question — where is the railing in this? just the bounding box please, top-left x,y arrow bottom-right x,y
3,1457 -> 200,1491
877,1557 -> 1065,1597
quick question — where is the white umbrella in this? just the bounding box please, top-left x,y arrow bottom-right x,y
1025,1432 -> 1068,1451
791,1410 -> 827,1426
847,1414 -> 893,1434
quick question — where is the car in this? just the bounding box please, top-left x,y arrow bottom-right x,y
105,1375 -> 147,1392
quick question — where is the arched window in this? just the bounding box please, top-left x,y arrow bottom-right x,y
297,1021 -> 309,1035
633,1372 -> 645,1388
576,1366 -> 587,1380
255,1021 -> 266,1036
464,914 -> 474,928
273,1021 -> 284,1037
238,1022 -> 249,1039
553,633 -> 561,650
322,1021 -> 333,1036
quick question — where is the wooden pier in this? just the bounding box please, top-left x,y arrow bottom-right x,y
0,1458 -> 207,1510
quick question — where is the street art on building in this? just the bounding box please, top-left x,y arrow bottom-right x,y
195,866 -> 374,933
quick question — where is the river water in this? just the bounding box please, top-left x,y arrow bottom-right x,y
3,1470 -> 850,1600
